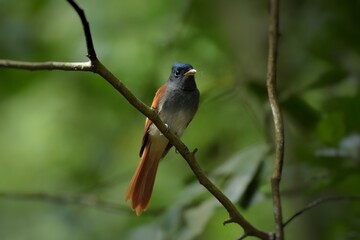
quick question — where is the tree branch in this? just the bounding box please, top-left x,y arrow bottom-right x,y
266,0 -> 284,239
0,60 -> 93,71
67,0 -> 97,59
0,192 -> 132,214
0,0 -> 270,239
283,195 -> 360,228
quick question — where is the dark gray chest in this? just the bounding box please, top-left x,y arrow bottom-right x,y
158,88 -> 199,136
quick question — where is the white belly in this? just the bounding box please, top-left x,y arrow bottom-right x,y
148,110 -> 191,137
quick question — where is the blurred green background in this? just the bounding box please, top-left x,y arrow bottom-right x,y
1,0 -> 360,239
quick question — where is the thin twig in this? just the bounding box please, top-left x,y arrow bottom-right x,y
0,192 -> 131,213
67,0 -> 97,59
283,195 -> 360,228
0,1 -> 270,239
266,0 -> 284,239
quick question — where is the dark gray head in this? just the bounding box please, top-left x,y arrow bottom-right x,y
168,62 -> 197,91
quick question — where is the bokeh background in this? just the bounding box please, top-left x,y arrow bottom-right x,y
1,0 -> 360,239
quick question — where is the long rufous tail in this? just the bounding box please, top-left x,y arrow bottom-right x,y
125,140 -> 162,216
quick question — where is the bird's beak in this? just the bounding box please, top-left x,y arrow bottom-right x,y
184,69 -> 197,76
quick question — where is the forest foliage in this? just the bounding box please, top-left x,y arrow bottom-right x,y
0,0 -> 359,239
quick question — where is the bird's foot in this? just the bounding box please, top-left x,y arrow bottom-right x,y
160,123 -> 169,136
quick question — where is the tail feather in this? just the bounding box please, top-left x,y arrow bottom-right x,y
125,140 -> 162,216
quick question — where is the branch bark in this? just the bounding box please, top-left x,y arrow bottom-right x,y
0,0 -> 269,239
0,60 -> 92,71
266,0 -> 284,239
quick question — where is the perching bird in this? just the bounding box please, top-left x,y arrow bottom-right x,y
125,62 -> 200,216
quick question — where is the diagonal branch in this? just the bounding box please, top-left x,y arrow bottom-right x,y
0,0 -> 269,239
266,0 -> 284,239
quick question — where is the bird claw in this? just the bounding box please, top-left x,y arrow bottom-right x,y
160,123 -> 169,136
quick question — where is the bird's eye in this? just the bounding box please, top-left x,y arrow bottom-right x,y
175,70 -> 181,77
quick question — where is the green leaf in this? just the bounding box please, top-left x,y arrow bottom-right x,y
176,199 -> 218,240
306,68 -> 347,90
127,223 -> 164,240
213,144 -> 268,208
325,96 -> 360,132
282,95 -> 320,130
212,144 -> 268,177
238,160 -> 264,209
245,81 -> 268,101
316,112 -> 346,145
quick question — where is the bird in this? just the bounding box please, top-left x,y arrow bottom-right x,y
125,62 -> 200,216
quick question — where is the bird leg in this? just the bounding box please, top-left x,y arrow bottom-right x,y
159,123 -> 170,136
